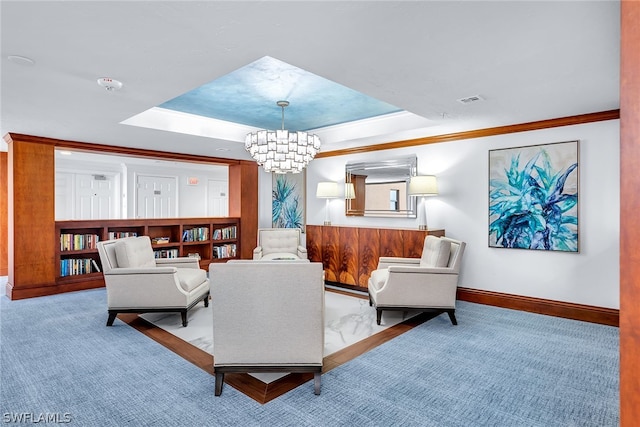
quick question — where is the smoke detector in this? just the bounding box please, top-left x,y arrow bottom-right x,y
457,94 -> 484,104
97,77 -> 123,91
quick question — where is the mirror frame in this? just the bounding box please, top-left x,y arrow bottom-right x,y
345,156 -> 418,218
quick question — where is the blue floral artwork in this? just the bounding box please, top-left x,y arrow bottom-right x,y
489,140 -> 579,252
272,173 -> 305,229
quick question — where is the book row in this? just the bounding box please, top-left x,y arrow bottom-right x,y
213,244 -> 237,259
108,231 -> 139,240
154,249 -> 179,259
60,233 -> 100,251
213,226 -> 237,240
182,227 -> 209,242
60,258 -> 101,276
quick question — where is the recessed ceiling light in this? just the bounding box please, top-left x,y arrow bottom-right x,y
215,147 -> 230,152
59,151 -> 72,155
7,55 -> 35,66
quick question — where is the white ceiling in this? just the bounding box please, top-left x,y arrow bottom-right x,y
0,1 -> 620,161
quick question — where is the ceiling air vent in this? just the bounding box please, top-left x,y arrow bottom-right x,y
457,95 -> 484,104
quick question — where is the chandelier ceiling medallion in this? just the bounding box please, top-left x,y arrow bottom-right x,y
245,100 -> 321,174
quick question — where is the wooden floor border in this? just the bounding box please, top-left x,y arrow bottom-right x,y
119,290 -> 438,404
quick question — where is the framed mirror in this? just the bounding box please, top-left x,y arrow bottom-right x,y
345,156 -> 417,218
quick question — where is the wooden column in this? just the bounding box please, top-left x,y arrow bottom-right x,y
620,1 -> 640,424
0,151 -> 7,276
228,161 -> 258,259
6,136 -> 56,299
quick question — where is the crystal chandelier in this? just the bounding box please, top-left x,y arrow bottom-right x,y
245,101 -> 321,174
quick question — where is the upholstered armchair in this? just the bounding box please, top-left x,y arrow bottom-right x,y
368,236 -> 466,326
210,260 -> 325,396
253,228 -> 307,260
96,236 -> 210,327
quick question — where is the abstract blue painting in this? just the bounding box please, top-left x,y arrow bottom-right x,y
272,173 -> 305,229
489,140 -> 579,252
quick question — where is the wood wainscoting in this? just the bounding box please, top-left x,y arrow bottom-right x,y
306,225 -> 445,290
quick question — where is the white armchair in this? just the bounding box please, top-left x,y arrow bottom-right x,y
368,236 -> 466,325
210,260 -> 324,396
253,228 -> 307,260
97,236 -> 210,327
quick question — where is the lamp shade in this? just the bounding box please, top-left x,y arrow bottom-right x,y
345,183 -> 356,200
316,182 -> 340,198
408,175 -> 438,196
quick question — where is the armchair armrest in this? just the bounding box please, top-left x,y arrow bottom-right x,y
297,245 -> 308,258
105,266 -> 178,275
387,265 -> 455,275
253,246 -> 263,260
156,257 -> 200,269
377,257 -> 420,270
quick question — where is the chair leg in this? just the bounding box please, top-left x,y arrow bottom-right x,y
204,293 -> 210,307
314,372 -> 321,395
214,373 -> 224,396
106,311 -> 117,326
376,309 -> 382,325
181,311 -> 188,327
446,309 -> 458,325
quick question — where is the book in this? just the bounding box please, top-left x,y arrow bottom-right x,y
91,259 -> 101,273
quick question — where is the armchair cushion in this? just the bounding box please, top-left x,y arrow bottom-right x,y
420,236 -> 452,267
114,237 -> 156,268
260,252 -> 301,261
260,229 -> 300,255
177,268 -> 208,292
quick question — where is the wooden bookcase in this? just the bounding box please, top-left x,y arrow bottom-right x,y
56,217 -> 240,288
306,225 -> 445,291
5,133 -> 258,300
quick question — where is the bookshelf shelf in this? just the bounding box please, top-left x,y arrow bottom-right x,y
55,217 -> 241,285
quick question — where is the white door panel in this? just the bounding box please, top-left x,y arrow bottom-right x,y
55,172 -> 74,220
75,173 -> 115,219
136,175 -> 177,218
208,179 -> 228,216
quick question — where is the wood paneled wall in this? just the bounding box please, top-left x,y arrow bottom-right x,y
620,1 -> 640,423
0,152 -> 8,276
4,133 -> 259,299
306,225 -> 444,289
6,138 -> 57,299
228,161 -> 259,259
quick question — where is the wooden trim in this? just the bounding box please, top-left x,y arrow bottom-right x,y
120,289 -> 437,404
620,0 -> 640,424
0,152 -> 7,276
457,287 -> 619,327
316,110 -> 620,158
3,132 -> 241,166
7,278 -> 105,300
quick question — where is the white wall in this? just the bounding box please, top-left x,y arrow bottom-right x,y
56,153 -> 228,219
300,120 -> 620,309
124,163 -> 227,218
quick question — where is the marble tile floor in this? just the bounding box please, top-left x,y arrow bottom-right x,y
140,288 -> 419,383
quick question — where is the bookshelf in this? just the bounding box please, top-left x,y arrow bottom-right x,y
56,217 -> 241,288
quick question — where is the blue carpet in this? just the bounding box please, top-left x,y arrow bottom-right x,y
1,288 -> 618,426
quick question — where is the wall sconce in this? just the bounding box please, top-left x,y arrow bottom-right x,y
316,182 -> 340,225
408,175 -> 438,230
